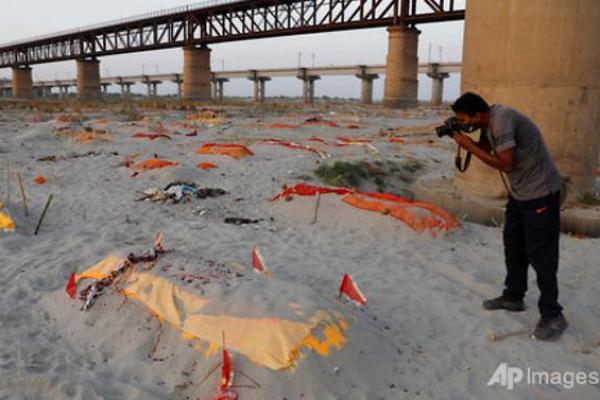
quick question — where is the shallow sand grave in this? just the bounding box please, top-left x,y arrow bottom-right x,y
1,100 -> 599,399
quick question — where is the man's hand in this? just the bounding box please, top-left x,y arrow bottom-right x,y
452,131 -> 513,173
452,132 -> 476,151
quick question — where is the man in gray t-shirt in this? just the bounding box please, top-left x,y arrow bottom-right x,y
484,104 -> 562,201
449,92 -> 567,341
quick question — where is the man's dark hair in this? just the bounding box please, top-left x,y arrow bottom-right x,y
451,92 -> 490,116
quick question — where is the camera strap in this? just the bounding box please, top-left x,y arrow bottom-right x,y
454,146 -> 472,172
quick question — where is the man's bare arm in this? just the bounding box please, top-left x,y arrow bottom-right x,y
453,133 -> 513,173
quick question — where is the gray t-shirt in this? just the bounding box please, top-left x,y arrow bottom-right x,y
484,105 -> 561,201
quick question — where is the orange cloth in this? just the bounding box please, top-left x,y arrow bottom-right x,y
387,138 -> 406,143
271,183 -> 459,234
197,162 -> 218,170
33,176 -> 47,185
336,136 -> 372,144
196,143 -> 254,159
269,123 -> 296,129
130,159 -> 179,171
73,133 -> 112,143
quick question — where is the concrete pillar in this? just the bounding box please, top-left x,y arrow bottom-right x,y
356,66 -> 378,105
101,83 -> 111,95
172,74 -> 183,100
297,69 -> 320,104
383,24 -> 420,108
426,63 -> 449,106
117,79 -> 133,98
144,79 -> 161,97
11,66 -> 33,99
183,45 -> 212,101
303,77 -> 319,104
212,78 -> 228,101
76,58 -> 101,99
248,72 -> 270,102
456,0 -> 600,200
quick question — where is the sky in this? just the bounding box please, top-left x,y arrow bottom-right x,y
0,0 -> 465,101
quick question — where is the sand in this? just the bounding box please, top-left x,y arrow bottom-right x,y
0,101 -> 599,399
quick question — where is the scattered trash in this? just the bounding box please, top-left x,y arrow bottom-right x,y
303,116 -> 339,128
73,233 -> 166,310
224,217 -> 262,225
37,151 -> 119,162
136,183 -> 226,203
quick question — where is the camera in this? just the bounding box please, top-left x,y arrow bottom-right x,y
434,117 -> 463,138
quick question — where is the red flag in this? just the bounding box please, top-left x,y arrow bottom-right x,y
220,349 -> 232,390
65,272 -> 76,299
154,232 -> 165,254
338,273 -> 367,306
251,246 -> 271,276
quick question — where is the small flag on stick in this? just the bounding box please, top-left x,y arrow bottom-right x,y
65,272 -> 76,299
338,273 -> 367,306
251,246 -> 271,276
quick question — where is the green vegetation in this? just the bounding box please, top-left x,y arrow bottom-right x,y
314,158 -> 426,193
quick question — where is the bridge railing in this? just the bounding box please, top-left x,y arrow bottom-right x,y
0,0 -> 245,48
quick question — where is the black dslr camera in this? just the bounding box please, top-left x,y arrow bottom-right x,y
434,117 -> 464,138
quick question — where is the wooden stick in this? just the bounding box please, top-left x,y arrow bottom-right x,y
487,328 -> 531,342
16,173 -> 28,217
5,161 -> 10,206
311,192 -> 321,224
34,193 -> 53,235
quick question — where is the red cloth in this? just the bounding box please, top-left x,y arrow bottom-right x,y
132,132 -> 172,140
257,139 -> 325,157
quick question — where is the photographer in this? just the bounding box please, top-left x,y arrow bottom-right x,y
447,92 -> 567,341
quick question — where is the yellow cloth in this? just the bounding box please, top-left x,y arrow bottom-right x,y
78,256 -> 348,370
0,210 -> 15,232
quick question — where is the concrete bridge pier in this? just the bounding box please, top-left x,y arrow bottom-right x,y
426,63 -> 449,106
183,45 -> 212,101
356,66 -> 378,105
248,71 -> 270,102
144,77 -> 161,97
11,66 -> 33,99
117,78 -> 134,98
58,85 -> 70,98
383,24 -> 420,108
101,83 -> 111,96
297,68 -> 320,104
76,58 -> 101,99
172,74 -> 183,100
43,85 -> 53,98
456,0 -> 600,200
212,78 -> 228,101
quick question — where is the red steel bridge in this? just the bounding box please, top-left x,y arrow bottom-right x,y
0,0 -> 464,68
